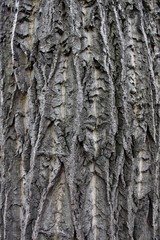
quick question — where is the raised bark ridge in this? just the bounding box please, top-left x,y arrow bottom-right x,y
0,0 -> 160,239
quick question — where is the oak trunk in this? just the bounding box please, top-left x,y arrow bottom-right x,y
0,0 -> 160,239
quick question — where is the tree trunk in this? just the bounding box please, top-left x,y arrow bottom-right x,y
0,0 -> 160,239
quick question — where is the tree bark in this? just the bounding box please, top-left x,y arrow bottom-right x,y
0,0 -> 160,239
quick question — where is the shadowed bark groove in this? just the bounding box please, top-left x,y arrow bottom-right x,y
0,0 -> 160,239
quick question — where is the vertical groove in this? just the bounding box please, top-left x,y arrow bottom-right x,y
61,58 -> 67,120
11,0 -> 19,65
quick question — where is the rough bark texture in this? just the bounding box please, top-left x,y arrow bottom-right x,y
0,0 -> 160,239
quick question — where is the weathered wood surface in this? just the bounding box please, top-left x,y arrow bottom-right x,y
0,0 -> 160,239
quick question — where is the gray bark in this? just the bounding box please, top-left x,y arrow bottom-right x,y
0,0 -> 160,239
